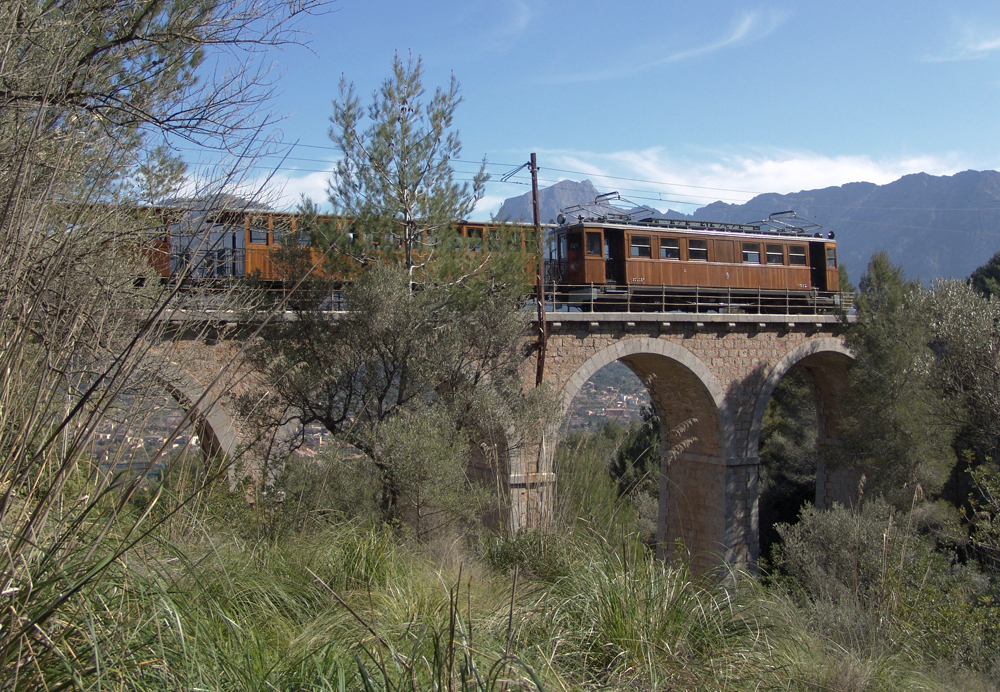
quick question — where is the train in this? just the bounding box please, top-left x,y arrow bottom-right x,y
141,206 -> 520,284
140,200 -> 845,314
545,210 -> 842,313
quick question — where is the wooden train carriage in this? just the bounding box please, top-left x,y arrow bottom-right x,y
551,220 -> 839,293
143,203 -> 542,285
242,216 -> 536,283
243,211 -> 323,281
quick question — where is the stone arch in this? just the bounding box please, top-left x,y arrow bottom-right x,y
548,337 -> 743,569
556,337 -> 734,459
747,337 -> 856,511
148,358 -> 240,460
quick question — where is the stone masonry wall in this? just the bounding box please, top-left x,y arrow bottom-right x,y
529,314 -> 853,569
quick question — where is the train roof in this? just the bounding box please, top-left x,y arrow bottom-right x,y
555,210 -> 833,241
554,194 -> 825,239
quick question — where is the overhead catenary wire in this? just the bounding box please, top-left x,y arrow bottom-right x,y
172,140 -> 1000,232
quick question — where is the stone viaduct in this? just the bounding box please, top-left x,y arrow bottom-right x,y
150,310 -> 857,570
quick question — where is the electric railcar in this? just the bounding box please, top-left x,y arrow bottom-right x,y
545,214 -> 841,313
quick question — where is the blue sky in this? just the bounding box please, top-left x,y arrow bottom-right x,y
192,0 -> 1000,220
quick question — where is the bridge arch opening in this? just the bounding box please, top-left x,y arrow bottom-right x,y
79,357 -> 237,491
747,338 -> 856,558
549,337 -> 743,570
149,359 -> 240,462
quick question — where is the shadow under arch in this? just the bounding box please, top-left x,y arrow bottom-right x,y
746,337 -> 856,512
147,357 -> 240,460
547,337 -> 742,570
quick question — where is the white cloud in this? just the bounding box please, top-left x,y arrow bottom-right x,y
924,21 -> 1000,62
503,0 -> 532,38
534,147 -> 970,211
270,169 -> 332,209
462,0 -> 536,54
548,9 -> 788,83
471,193 -> 508,221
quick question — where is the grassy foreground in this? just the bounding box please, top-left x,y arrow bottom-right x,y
3,443 -> 998,692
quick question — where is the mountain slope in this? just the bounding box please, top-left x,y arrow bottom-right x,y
495,179 -> 601,223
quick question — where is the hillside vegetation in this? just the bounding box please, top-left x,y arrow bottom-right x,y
5,5 -> 1000,687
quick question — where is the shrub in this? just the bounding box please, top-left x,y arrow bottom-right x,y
771,498 -> 999,670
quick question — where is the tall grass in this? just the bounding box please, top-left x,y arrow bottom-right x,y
5,380 -> 999,689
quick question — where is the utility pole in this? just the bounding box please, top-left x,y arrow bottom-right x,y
531,153 -> 547,387
500,154 -> 547,387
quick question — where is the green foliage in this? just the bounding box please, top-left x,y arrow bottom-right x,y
320,53 -> 488,277
925,280 -> 1000,463
0,0 -> 321,686
969,250 -> 1000,300
969,461 -> 1000,572
479,529 -> 574,582
772,498 -> 999,670
294,54 -> 533,291
552,422 -> 643,536
758,368 -> 819,560
516,532 -> 785,690
251,59 -> 548,539
607,407 -> 661,498
840,251 -> 957,501
246,262 -> 547,535
838,262 -> 857,294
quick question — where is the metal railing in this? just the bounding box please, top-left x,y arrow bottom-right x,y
541,283 -> 854,316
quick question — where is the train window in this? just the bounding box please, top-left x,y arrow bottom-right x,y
630,236 -> 651,258
827,247 -> 837,267
567,231 -> 582,251
586,232 -> 602,256
742,243 -> 761,263
467,227 -> 483,252
688,239 -> 708,261
273,220 -> 292,245
248,219 -> 267,244
789,246 -> 807,265
766,244 -> 784,264
660,238 -> 680,259
558,235 -> 567,261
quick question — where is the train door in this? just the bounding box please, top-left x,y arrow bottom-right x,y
245,217 -> 270,278
583,229 -> 606,283
714,240 -> 736,286
565,229 -> 586,283
808,241 -> 826,290
603,228 -> 626,285
824,243 -> 839,291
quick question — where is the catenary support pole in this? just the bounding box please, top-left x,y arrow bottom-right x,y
532,153 -> 547,387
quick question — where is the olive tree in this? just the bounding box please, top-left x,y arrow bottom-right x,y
246,59 -> 547,534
